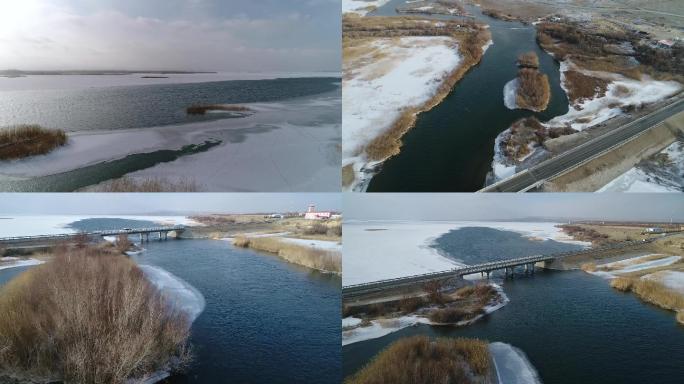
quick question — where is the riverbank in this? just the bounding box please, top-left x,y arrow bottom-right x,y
342,15 -> 491,190
558,222 -> 684,324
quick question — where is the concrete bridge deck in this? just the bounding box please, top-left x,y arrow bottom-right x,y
0,225 -> 185,247
342,239 -> 654,300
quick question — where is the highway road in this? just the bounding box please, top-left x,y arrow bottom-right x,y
481,98 -> 684,192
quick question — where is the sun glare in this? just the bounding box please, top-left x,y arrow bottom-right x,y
0,1 -> 42,35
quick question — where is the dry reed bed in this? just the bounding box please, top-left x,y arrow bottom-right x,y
0,246 -> 190,383
84,176 -> 201,192
345,336 -> 491,384
233,236 -> 341,273
610,276 -> 684,324
0,125 -> 67,160
343,15 -> 491,162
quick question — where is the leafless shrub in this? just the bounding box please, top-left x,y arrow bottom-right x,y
0,247 -> 191,383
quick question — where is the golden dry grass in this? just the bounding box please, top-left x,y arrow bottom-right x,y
581,262 -> 597,272
563,70 -> 609,104
516,68 -> 551,111
345,336 -> 490,384
186,104 -> 251,115
233,236 -> 341,273
611,276 -> 684,312
0,246 -> 190,383
342,164 -> 355,188
86,176 -> 201,192
518,51 -> 539,68
610,277 -> 634,291
115,233 -> 132,253
0,125 -> 67,160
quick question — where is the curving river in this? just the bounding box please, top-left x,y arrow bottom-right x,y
367,1 -> 569,191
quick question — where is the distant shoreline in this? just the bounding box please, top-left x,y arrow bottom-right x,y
0,70 -> 218,76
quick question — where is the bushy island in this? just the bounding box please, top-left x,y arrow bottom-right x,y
0,242 -> 191,383
503,51 -> 551,112
343,281 -> 504,329
0,125 -> 67,161
346,336 -> 492,384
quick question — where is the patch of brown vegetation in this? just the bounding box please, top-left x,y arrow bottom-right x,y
0,125 -> 67,160
560,224 -> 611,245
186,105 -> 252,115
233,236 -> 341,273
516,68 -> 551,111
482,8 -> 518,22
610,276 -> 634,291
610,276 -> 684,317
563,70 -> 610,105
517,51 -> 539,69
0,246 -> 190,383
343,15 -> 491,161
84,176 -> 201,192
342,164 -> 355,188
345,336 -> 491,384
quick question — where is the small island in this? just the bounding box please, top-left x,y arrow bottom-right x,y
503,51 -> 551,112
346,336 -> 492,384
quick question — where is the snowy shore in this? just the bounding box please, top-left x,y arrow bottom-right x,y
490,59 -> 682,182
343,36 -> 464,191
0,89 -> 341,192
0,257 -> 45,271
342,283 -> 509,346
598,139 -> 684,192
342,0 -> 391,16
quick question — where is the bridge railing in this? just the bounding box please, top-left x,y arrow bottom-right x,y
0,225 -> 186,242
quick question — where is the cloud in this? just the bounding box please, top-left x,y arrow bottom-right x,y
0,0 -> 340,72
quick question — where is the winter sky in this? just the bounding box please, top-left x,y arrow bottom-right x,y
345,194 -> 684,222
0,0 -> 340,72
0,194 -> 341,215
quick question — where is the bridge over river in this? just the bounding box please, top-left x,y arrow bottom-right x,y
0,225 -> 186,249
342,239 -> 655,300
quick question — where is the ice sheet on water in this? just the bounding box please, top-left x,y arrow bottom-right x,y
489,342 -> 542,384
139,265 -> 206,322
